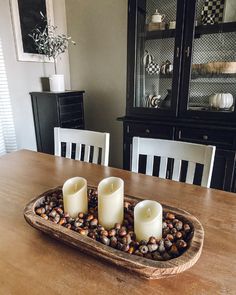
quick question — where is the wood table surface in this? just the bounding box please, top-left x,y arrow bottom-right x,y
0,150 -> 235,295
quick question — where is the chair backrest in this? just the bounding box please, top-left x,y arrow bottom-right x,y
131,137 -> 216,188
54,128 -> 110,166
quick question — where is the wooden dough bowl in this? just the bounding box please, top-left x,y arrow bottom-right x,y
192,62 -> 236,75
24,187 -> 204,280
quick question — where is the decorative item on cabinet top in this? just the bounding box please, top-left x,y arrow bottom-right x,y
160,60 -> 173,75
201,0 -> 225,25
29,13 -> 76,92
209,93 -> 234,110
168,20 -> 176,29
143,51 -> 160,75
145,90 -> 172,109
147,9 -> 166,31
145,95 -> 162,108
151,9 -> 165,23
192,62 -> 236,76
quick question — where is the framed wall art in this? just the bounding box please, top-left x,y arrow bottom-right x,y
10,0 -> 54,62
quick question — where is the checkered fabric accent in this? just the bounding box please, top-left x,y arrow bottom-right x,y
146,62 -> 160,75
202,13 -> 215,25
201,0 -> 225,24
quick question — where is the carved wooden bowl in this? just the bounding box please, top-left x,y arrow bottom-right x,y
24,187 -> 204,280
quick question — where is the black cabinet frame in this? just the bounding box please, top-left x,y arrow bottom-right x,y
126,0 -> 186,118
120,0 -> 236,192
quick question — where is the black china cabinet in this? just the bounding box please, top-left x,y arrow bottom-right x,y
119,0 -> 236,191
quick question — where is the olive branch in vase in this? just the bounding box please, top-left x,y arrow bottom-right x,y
29,13 -> 76,74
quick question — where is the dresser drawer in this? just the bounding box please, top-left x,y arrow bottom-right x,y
60,111 -> 83,122
126,123 -> 173,139
60,103 -> 83,114
58,95 -> 83,105
177,127 -> 235,149
61,118 -> 84,129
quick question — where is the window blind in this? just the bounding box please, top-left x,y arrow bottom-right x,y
0,38 -> 17,156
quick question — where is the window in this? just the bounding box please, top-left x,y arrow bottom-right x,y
0,38 -> 17,155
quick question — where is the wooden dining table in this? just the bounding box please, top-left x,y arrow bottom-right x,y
0,150 -> 235,294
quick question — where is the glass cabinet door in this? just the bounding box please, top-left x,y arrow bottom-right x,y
128,0 -> 184,116
181,0 -> 236,118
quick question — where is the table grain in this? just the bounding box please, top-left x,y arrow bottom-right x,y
0,150 -> 235,295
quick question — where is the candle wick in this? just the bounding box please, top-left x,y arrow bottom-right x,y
146,208 -> 151,218
111,183 -> 114,193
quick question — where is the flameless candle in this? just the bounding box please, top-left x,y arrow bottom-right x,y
134,200 -> 162,241
98,177 -> 124,229
62,177 -> 88,218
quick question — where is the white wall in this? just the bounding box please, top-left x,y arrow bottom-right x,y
0,0 -> 70,151
66,0 -> 127,168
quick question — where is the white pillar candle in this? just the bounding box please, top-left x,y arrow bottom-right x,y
62,177 -> 88,218
98,177 -> 124,229
134,200 -> 162,241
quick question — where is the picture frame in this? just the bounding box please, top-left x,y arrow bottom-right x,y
10,0 -> 54,62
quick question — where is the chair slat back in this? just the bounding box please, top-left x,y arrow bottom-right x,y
159,156 -> 168,178
186,162 -> 196,184
172,159 -> 181,181
131,137 -> 216,188
54,128 -> 110,166
75,143 -> 82,160
146,155 -> 154,176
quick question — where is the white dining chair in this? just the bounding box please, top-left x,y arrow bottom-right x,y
54,128 -> 110,166
131,137 -> 216,188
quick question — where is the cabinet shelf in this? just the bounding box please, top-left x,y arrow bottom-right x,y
188,107 -> 234,113
156,73 -> 236,80
146,29 -> 175,40
145,22 -> 236,41
191,73 -> 236,79
195,22 -> 236,37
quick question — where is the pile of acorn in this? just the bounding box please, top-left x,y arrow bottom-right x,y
35,188 -> 193,261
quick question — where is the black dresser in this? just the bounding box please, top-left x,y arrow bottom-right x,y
31,91 -> 85,154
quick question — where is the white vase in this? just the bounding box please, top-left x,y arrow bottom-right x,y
49,74 -> 65,92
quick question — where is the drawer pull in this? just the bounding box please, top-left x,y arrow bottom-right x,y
185,46 -> 191,58
145,129 -> 150,134
176,47 -> 180,58
203,135 -> 208,140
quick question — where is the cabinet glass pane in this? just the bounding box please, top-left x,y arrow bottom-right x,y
187,0 -> 236,112
134,0 -> 177,109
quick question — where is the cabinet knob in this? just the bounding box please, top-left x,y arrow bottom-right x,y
203,135 -> 208,140
185,46 -> 191,58
145,128 -> 150,134
176,47 -> 180,58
